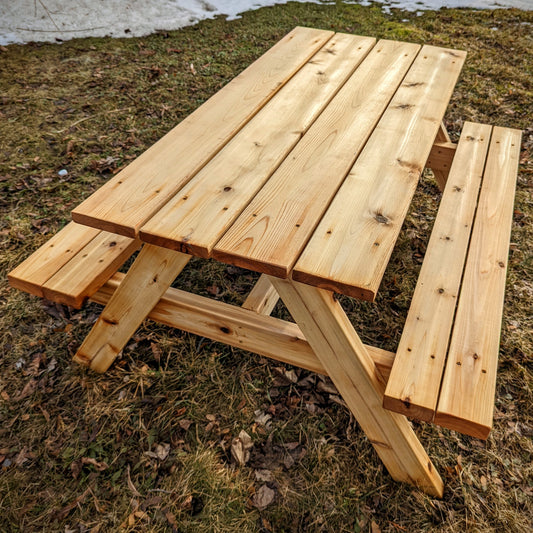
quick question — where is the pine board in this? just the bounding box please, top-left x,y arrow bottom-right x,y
435,126 -> 521,439
292,44 -> 466,300
212,39 -> 421,277
71,27 -> 333,237
383,122 -> 492,421
139,33 -> 375,256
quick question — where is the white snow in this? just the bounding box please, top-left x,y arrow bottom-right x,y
1,0 -> 531,46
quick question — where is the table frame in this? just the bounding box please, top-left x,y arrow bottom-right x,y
75,242 -> 445,497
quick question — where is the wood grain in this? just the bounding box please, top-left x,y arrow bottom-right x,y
213,39 -> 421,278
435,126 -> 521,439
139,33 -> 375,257
73,245 -> 190,372
90,273 -> 396,381
8,222 -> 100,298
269,277 -> 443,497
383,122 -> 492,422
242,274 -> 280,316
71,27 -> 333,237
293,44 -> 466,300
41,231 -> 140,308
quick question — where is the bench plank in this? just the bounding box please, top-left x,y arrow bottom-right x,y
139,33 -> 375,257
435,126 -> 521,439
8,222 -> 139,308
383,122 -> 492,421
8,222 -> 100,298
212,39 -> 421,278
292,45 -> 466,300
41,230 -> 141,308
72,27 -> 333,237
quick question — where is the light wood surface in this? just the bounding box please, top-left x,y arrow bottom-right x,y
213,39 -> 421,277
73,245 -> 190,372
139,34 -> 375,257
435,126 -> 521,439
42,231 -> 140,308
8,222 -> 138,307
268,277 -> 443,497
383,122 -> 492,421
292,45 -> 466,300
8,222 -> 100,298
242,275 -> 280,316
72,27 -> 333,237
91,273 -> 396,381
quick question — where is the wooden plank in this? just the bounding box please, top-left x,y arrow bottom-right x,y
139,33 -> 376,257
41,232 -> 141,308
73,245 -> 191,372
8,222 -> 100,298
293,44 -> 466,301
269,277 -> 443,497
435,126 -> 522,439
242,274 -> 279,316
426,140 -> 457,191
90,272 -> 396,381
212,39 -> 421,277
71,27 -> 334,237
383,122 -> 492,422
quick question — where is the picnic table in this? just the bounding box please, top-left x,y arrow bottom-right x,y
9,27 -> 521,497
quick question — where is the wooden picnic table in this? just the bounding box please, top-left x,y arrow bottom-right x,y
9,27 -> 522,497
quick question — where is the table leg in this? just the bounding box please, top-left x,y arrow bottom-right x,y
431,121 -> 454,191
73,244 -> 190,372
268,277 -> 444,497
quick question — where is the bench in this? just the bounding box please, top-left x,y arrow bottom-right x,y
8,222 -> 140,308
384,121 -> 522,440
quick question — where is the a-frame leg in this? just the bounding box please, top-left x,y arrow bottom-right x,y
73,244 -> 190,373
268,277 -> 444,497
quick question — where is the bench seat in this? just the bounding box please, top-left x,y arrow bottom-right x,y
384,121 -> 522,439
8,222 -> 140,308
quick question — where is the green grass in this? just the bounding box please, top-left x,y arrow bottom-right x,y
1,3 -> 532,532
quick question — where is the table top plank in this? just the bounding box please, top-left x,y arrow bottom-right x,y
71,27 -> 334,237
212,39 -> 421,277
139,33 -> 376,257
435,126 -> 521,439
383,121 -> 492,422
292,44 -> 467,300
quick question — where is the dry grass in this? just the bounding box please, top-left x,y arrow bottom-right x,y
0,3 -> 532,532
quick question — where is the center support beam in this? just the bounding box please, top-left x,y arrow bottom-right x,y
268,276 -> 444,497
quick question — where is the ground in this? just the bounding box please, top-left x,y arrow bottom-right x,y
0,3 -> 532,532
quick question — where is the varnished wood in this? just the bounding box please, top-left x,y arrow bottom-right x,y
71,27 -> 334,237
90,273 -> 396,381
435,126 -> 521,439
213,39 -> 421,278
383,122 -> 492,422
292,45 -> 466,300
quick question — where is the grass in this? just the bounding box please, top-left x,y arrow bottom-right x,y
1,2 -> 532,532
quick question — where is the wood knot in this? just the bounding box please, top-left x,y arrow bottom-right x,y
223,186 -> 232,192
374,213 -> 389,225
220,326 -> 231,334
109,241 -> 117,247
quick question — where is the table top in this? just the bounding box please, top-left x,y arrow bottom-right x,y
72,27 -> 466,301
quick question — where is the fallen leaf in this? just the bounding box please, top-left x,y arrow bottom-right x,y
81,457 -> 109,471
253,484 -> 275,510
126,465 -> 142,497
371,520 -> 382,533
155,443 -> 170,461
231,430 -> 253,466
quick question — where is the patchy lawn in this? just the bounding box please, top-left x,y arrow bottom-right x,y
0,3 -> 532,532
